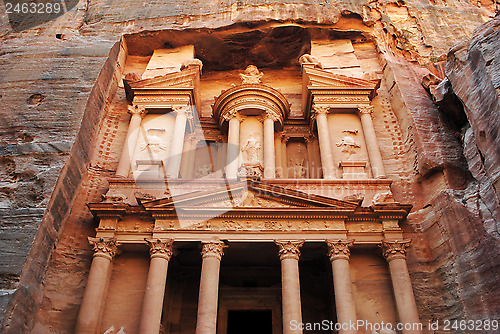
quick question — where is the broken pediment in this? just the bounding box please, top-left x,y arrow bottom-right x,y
124,62 -> 202,114
301,65 -> 380,117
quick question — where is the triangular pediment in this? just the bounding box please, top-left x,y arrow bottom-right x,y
304,66 -> 379,90
141,180 -> 359,210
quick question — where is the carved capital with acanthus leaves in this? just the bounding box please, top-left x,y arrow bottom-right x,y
311,104 -> 330,120
358,105 -> 374,115
326,239 -> 354,261
382,239 -> 412,262
201,241 -> 226,260
146,238 -> 174,260
172,104 -> 191,117
128,104 -> 147,117
88,237 -> 117,260
275,240 -> 304,260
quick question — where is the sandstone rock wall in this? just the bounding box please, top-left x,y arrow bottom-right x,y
0,0 -> 498,332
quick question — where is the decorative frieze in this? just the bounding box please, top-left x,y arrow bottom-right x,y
326,239 -> 354,261
145,238 -> 174,260
88,237 -> 117,260
382,239 -> 412,262
201,241 -> 226,260
275,240 -> 304,260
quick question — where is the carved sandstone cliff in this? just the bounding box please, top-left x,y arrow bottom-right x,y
0,1 -> 499,333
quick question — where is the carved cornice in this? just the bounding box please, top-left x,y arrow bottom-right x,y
201,241 -> 226,260
382,239 -> 412,262
88,237 -> 117,260
275,240 -> 304,260
145,238 -> 174,260
326,239 -> 354,261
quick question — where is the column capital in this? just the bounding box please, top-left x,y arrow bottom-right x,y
281,134 -> 290,143
326,239 -> 354,261
128,104 -> 147,117
172,104 -> 191,116
88,237 -> 117,260
145,238 -> 174,260
201,241 -> 226,260
358,105 -> 374,115
264,110 -> 280,122
382,239 -> 412,262
275,240 -> 304,260
223,109 -> 241,122
312,104 -> 330,117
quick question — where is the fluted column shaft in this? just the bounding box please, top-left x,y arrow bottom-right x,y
196,241 -> 226,334
264,114 -> 276,179
166,106 -> 190,178
275,134 -> 283,178
275,240 -> 304,334
313,105 -> 335,179
359,105 -> 386,178
75,237 -> 117,334
327,240 -> 357,334
116,105 -> 146,177
225,113 -> 240,179
382,240 -> 422,334
139,239 -> 174,334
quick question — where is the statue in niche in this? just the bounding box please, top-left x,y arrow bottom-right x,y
289,158 -> 306,178
336,130 -> 361,158
195,164 -> 213,178
242,136 -> 261,164
239,65 -> 263,84
141,129 -> 167,158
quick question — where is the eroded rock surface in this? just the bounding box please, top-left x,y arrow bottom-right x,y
0,1 -> 499,333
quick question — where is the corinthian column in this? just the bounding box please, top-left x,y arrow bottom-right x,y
275,240 -> 305,334
139,239 -> 174,334
326,240 -> 357,334
263,112 -> 277,179
196,241 -> 226,334
225,111 -> 240,179
75,237 -> 117,334
116,105 -> 146,177
358,105 -> 386,178
382,240 -> 422,334
312,105 -> 335,179
166,105 -> 190,178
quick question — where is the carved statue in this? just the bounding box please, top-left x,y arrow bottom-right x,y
195,164 -> 213,178
289,158 -> 306,178
298,54 -> 323,69
242,137 -> 261,164
141,129 -> 167,157
180,58 -> 203,72
239,65 -> 263,84
336,130 -> 361,157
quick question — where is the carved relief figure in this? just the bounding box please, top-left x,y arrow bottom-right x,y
336,130 -> 361,158
141,129 -> 168,158
195,164 -> 213,178
289,158 -> 306,178
242,136 -> 261,164
239,65 -> 263,84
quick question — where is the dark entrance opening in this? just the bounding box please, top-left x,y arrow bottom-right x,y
227,310 -> 273,334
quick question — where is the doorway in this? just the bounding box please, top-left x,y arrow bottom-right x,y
227,310 -> 273,334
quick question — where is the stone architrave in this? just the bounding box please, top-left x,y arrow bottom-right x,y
116,105 -> 146,177
358,105 -> 386,178
75,237 -> 118,334
139,239 -> 174,334
195,241 -> 226,334
275,240 -> 305,334
326,240 -> 357,334
382,240 -> 422,334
